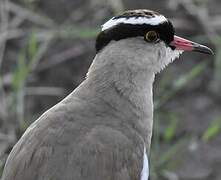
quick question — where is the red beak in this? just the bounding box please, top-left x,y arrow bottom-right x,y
169,35 -> 213,55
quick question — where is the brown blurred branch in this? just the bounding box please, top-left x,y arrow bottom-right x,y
3,1 -> 55,27
37,45 -> 85,72
0,0 -> 9,124
25,87 -> 65,97
1,45 -> 85,87
0,29 -> 25,43
108,0 -> 125,14
177,0 -> 221,98
178,0 -> 218,43
0,0 -> 9,70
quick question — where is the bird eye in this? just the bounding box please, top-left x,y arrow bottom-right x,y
145,31 -> 159,43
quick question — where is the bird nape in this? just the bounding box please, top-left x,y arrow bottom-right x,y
2,9 -> 213,180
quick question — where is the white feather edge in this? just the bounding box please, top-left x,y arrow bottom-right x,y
140,145 -> 149,180
102,15 -> 167,31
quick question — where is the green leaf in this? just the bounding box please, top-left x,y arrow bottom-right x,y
12,48 -> 27,90
202,117 -> 221,142
173,61 -> 208,89
12,32 -> 38,91
28,32 -> 37,60
155,61 -> 208,109
163,114 -> 178,142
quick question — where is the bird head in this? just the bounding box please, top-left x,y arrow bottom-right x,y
95,9 -> 213,73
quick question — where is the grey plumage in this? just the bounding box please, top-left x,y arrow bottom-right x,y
2,8 -> 212,180
3,38 -> 166,180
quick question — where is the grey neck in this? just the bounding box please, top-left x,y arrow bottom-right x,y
74,39 -> 155,149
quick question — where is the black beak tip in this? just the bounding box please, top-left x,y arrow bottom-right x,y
207,48 -> 214,55
193,44 -> 214,55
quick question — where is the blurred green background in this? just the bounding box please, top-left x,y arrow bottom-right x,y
0,0 -> 220,179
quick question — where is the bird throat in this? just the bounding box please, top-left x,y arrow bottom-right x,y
79,49 -> 155,149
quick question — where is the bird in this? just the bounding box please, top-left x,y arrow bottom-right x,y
2,9 -> 213,180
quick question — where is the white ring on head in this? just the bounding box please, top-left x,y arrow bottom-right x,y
102,15 -> 167,31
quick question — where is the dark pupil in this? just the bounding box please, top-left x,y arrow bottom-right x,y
148,32 -> 157,41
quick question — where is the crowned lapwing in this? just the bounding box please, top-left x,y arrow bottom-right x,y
2,9 -> 213,180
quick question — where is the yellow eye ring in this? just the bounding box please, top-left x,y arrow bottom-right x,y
145,31 -> 159,43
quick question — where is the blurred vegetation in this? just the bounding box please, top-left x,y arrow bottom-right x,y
0,0 -> 220,180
